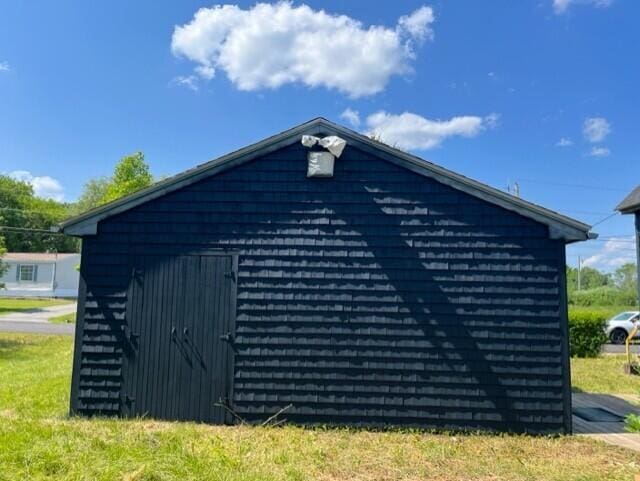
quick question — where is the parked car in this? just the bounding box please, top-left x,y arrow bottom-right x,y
605,311 -> 640,344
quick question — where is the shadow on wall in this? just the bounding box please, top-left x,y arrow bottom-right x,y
232,163 -> 563,432
315,184 -> 523,430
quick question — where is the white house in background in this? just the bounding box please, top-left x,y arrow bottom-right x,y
0,253 -> 81,298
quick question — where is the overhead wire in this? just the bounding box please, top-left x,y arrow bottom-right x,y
515,178 -> 630,192
0,225 -> 64,235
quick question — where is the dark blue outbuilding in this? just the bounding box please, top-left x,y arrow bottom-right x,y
60,118 -> 593,433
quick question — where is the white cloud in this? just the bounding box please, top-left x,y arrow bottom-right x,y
484,112 -> 501,129
583,236 -> 636,271
583,117 -> 611,142
171,75 -> 200,91
0,61 -> 10,72
553,0 -> 613,14
365,111 -> 498,150
7,170 -> 65,201
171,2 -> 435,97
340,108 -> 360,127
589,146 -> 611,157
556,137 -> 574,147
397,6 -> 435,41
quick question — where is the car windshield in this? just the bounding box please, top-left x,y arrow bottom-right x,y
611,312 -> 638,321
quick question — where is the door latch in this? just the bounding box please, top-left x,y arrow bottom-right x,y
122,325 -> 140,345
219,332 -> 233,343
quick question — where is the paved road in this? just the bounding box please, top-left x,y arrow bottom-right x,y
602,343 -> 640,354
0,320 -> 75,335
0,303 -> 77,336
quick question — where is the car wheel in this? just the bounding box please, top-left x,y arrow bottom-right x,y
610,328 -> 628,345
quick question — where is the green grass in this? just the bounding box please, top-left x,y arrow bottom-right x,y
1,334 -> 640,480
0,298 -> 74,316
571,354 -> 640,394
48,312 -> 76,324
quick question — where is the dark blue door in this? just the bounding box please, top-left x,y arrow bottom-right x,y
122,252 -> 237,423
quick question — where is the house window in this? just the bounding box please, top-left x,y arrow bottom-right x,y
18,265 -> 36,282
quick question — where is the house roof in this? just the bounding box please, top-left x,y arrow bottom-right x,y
3,252 -> 79,263
616,185 -> 640,214
59,117 -> 595,242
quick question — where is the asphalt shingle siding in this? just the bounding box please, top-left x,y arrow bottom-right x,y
71,141 -> 570,433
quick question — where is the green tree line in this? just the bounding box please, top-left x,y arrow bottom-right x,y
0,152 -> 153,256
567,263 -> 638,306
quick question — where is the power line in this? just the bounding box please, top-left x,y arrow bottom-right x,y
594,237 -> 635,242
0,206 -> 68,220
591,212 -> 620,227
596,234 -> 637,238
515,178 -> 629,192
582,238 -> 636,243
0,206 -> 50,214
561,210 -> 616,216
0,225 -> 64,235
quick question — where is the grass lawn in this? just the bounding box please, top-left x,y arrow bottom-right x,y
1,334 -> 640,481
0,298 -> 74,316
571,354 -> 640,394
48,312 -> 76,324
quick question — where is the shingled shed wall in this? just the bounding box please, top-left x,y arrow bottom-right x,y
70,140 -> 571,433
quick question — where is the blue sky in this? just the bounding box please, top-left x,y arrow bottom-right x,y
0,0 -> 638,270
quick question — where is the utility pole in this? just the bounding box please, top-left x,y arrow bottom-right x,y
577,256 -> 582,291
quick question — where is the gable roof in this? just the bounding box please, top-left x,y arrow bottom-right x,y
59,117 -> 594,242
616,185 -> 640,214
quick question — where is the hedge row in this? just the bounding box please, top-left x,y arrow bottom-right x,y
568,308 -> 608,358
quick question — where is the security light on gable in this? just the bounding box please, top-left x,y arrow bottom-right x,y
301,135 -> 346,178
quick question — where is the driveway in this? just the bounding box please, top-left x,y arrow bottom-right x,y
0,303 -> 77,336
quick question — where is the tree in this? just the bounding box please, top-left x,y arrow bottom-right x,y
612,263 -> 638,293
566,265 -> 611,292
103,152 -> 153,203
0,175 -> 78,253
72,177 -> 111,215
73,152 -> 154,214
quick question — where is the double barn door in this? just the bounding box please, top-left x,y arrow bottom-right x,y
121,251 -> 237,423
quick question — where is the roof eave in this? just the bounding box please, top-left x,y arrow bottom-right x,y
617,206 -> 640,215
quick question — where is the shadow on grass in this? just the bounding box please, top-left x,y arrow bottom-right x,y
0,336 -> 43,360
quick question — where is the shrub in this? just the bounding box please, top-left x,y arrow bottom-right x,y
568,308 -> 608,358
625,414 -> 640,433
